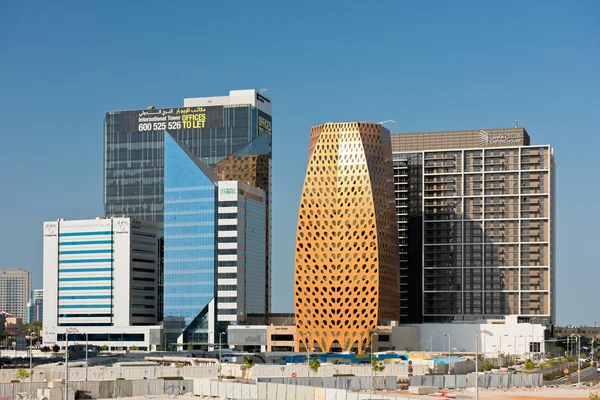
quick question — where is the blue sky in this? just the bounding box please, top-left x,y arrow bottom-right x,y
0,1 -> 598,325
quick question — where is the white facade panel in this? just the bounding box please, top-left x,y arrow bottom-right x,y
218,231 -> 237,238
217,303 -> 237,309
218,279 -> 238,285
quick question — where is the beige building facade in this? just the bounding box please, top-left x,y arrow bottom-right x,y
0,269 -> 31,320
392,128 -> 555,326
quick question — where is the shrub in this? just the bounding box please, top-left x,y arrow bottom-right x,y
16,369 -> 30,379
524,359 -> 535,370
371,357 -> 385,375
480,360 -> 493,372
52,344 -> 60,353
100,344 -> 109,351
309,358 -> 321,373
41,346 -> 51,353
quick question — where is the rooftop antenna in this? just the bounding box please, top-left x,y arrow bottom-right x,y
378,120 -> 396,125
259,88 -> 268,94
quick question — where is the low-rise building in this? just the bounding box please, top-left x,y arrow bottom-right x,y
227,315 -> 547,356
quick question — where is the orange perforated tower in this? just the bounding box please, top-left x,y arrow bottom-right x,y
294,122 -> 400,354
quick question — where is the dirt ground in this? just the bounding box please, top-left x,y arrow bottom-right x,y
98,387 -> 600,400
439,386 -> 598,399
386,385 -> 600,399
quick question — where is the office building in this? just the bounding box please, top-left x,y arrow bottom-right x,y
103,89 -> 273,321
26,289 -> 44,324
34,289 -> 43,323
163,133 -> 267,347
43,217 -> 161,350
391,128 -> 556,326
294,122 -> 400,354
0,269 -> 31,320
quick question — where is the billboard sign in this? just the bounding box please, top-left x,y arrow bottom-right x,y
119,106 -> 224,133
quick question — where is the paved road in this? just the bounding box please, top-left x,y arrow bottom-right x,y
548,365 -> 599,385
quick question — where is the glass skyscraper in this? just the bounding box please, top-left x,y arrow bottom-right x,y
104,90 -> 272,227
103,90 -> 273,324
164,132 -> 217,344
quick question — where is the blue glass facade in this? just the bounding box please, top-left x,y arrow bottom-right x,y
164,132 -> 217,343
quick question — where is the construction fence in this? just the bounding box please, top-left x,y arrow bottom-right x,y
257,376 -> 397,390
194,379 -> 424,400
410,373 -> 543,388
251,363 -> 429,378
0,365 -> 218,383
0,379 -> 195,399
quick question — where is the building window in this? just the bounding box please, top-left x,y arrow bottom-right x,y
271,334 -> 294,341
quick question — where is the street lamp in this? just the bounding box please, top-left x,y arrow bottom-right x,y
475,330 -> 493,400
65,327 -> 79,400
371,333 -> 378,391
515,335 -> 524,364
305,333 -> 311,378
499,334 -> 508,366
570,334 -> 581,384
218,332 -> 226,380
525,335 -> 533,360
442,333 -> 451,359
28,330 -> 33,399
430,332 -> 435,353
83,332 -> 89,381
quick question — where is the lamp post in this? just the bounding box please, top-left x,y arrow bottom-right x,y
84,333 -> 89,381
430,332 -> 435,353
371,332 -> 378,391
65,330 -> 69,400
29,330 -> 33,399
517,335 -> 524,362
475,330 -> 493,400
499,334 -> 508,366
443,333 -> 451,359
65,327 -> 79,400
570,334 -> 581,384
218,332 -> 226,380
305,333 -> 311,378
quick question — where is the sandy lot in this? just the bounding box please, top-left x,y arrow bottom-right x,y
98,387 -> 600,400
432,386 -> 599,399
386,385 -> 600,399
